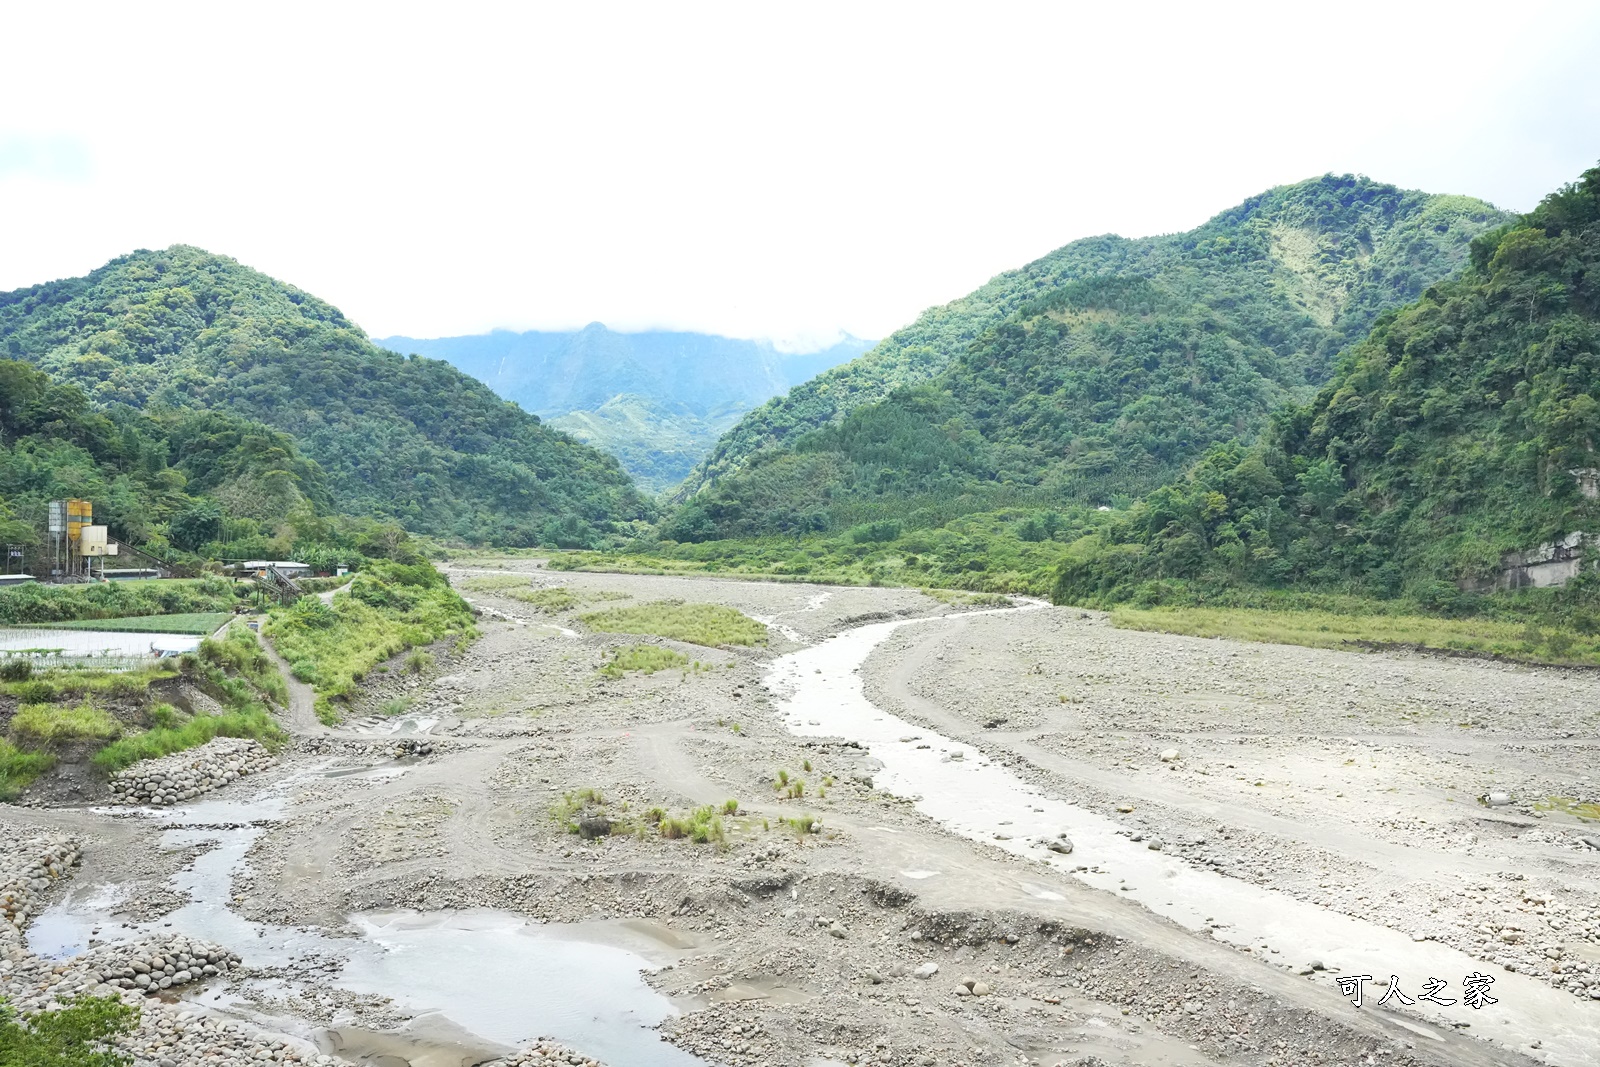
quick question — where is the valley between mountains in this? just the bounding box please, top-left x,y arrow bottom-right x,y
5,563 -> 1598,1067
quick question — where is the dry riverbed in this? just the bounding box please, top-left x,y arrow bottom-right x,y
3,560 -> 1597,1067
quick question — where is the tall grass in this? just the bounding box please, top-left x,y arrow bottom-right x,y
199,625 -> 288,705
0,740 -> 54,800
579,599 -> 766,647
262,561 -> 474,724
458,575 -> 533,593
11,702 -> 121,742
1109,606 -> 1600,665
504,587 -> 581,612
90,706 -> 283,774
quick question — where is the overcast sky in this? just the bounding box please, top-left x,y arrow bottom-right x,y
3,2 -> 1598,349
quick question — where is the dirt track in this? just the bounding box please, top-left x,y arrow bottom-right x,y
8,561 -> 1600,1067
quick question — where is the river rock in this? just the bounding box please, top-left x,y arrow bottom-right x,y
1159,748 -> 1180,762
109,737 -> 277,807
914,961 -> 939,978
1486,790 -> 1512,806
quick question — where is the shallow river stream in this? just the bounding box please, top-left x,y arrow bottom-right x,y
31,773 -> 708,1066
26,603 -> 1599,1066
766,606 -> 1600,1067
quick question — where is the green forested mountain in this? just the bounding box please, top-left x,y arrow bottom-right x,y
546,394 -> 749,495
0,358 -> 330,557
374,324 -> 871,493
1056,163 -> 1600,606
668,176 -> 1509,539
0,248 -> 652,545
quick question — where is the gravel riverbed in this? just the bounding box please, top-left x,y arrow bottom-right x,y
2,563 -> 1592,1066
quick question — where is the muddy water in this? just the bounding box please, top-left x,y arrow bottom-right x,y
31,771 -> 708,1066
768,608 -> 1600,1067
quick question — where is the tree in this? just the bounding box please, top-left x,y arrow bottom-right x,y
168,500 -> 223,552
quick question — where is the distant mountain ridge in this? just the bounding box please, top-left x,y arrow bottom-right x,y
373,325 -> 871,492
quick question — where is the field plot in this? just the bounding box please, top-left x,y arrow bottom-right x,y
0,625 -> 204,669
32,612 -> 233,635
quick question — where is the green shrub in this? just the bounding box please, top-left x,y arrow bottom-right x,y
195,626 -> 287,704
262,561 -> 473,722
0,659 -> 32,682
405,650 -> 434,674
659,805 -> 725,844
89,708 -> 283,775
781,814 -> 821,836
147,704 -> 184,730
4,679 -> 54,703
0,992 -> 139,1066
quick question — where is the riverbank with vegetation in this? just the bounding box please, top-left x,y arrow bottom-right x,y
0,624 -> 286,800
262,561 -> 475,724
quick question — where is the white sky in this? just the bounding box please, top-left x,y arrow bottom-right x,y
2,2 -> 1598,348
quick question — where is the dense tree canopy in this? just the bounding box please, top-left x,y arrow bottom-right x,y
1053,163 -> 1600,606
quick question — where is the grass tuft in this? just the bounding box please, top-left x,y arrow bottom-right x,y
0,740 -> 54,800
598,644 -> 690,679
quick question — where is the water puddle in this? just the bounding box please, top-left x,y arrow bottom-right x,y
767,607 -> 1600,1067
31,768 -> 709,1066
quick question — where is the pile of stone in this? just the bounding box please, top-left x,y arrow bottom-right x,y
297,735 -> 449,759
92,936 -> 242,994
109,738 -> 276,806
486,1040 -> 609,1066
0,821 -> 335,1067
0,827 -> 78,942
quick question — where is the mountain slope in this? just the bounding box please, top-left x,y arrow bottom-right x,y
668,176 -> 1509,539
0,247 -> 651,545
0,358 -> 329,556
373,325 -> 871,492
1056,162 -> 1600,605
